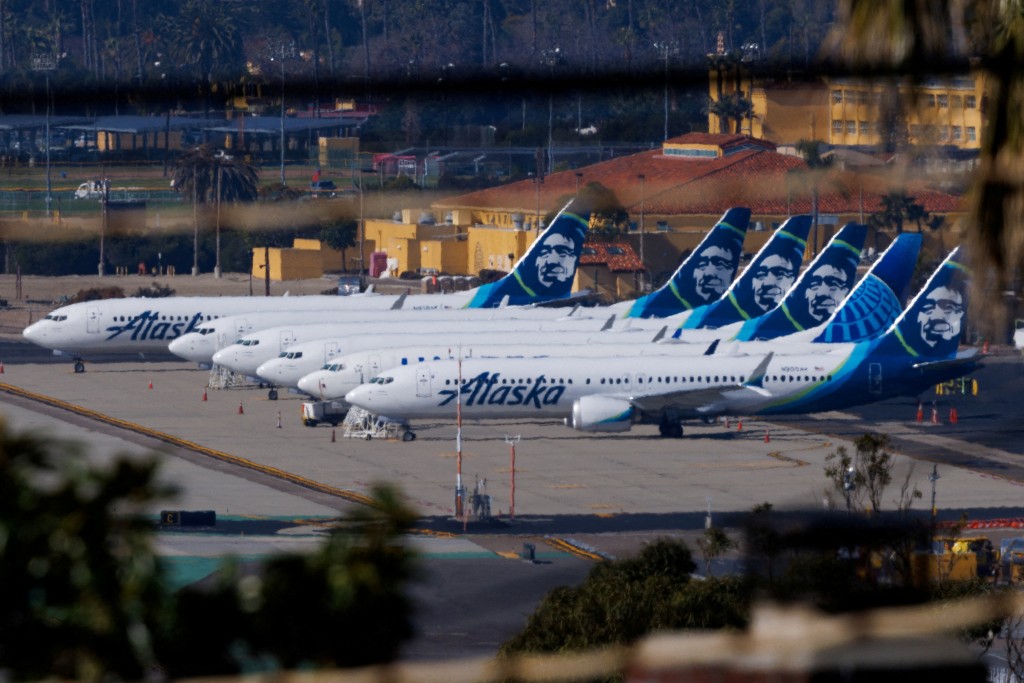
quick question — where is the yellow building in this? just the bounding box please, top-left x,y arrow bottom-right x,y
709,64 -> 986,150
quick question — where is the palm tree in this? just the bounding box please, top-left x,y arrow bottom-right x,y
173,144 -> 259,276
793,139 -> 834,254
165,0 -> 246,115
869,190 -> 942,235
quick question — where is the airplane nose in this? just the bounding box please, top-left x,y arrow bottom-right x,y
22,322 -> 40,341
211,349 -> 228,365
345,386 -> 370,408
297,374 -> 318,394
255,361 -> 276,380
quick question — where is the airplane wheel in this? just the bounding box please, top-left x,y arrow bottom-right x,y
365,434 -> 372,441
74,361 -> 85,374
402,431 -> 416,442
268,389 -> 278,400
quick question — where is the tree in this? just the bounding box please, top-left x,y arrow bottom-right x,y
707,91 -> 754,134
696,526 -> 737,577
868,190 -> 943,235
164,0 -> 247,114
824,433 -> 921,514
0,416 -> 421,679
172,144 -> 259,205
320,218 -> 358,272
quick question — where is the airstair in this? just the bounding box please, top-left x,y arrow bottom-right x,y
341,407 -> 414,441
207,364 -> 247,390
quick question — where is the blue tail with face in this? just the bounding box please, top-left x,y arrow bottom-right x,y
623,207 -> 750,319
811,233 -> 922,343
675,214 -> 812,332
869,246 -> 969,361
462,201 -> 589,308
731,222 -> 867,341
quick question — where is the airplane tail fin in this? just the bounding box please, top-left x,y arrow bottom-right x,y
871,246 -> 969,361
812,233 -> 923,343
675,214 -> 813,333
623,207 -> 750,319
733,222 -> 867,340
461,200 -> 589,308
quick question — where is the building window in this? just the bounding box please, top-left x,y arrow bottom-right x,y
832,120 -> 843,135
951,126 -> 962,142
966,94 -> 977,108
846,120 -> 856,135
832,89 -> 843,104
859,121 -> 869,135
939,126 -> 949,142
857,91 -> 869,105
951,95 -> 962,108
967,126 -> 977,141
925,93 -> 936,107
937,94 -> 948,108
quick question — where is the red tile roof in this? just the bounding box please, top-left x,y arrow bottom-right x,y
434,134 -> 965,218
579,241 -> 643,272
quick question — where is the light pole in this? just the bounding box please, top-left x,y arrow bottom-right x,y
271,41 -> 296,187
540,47 -> 561,174
32,54 -> 57,218
214,155 -> 223,278
637,173 -> 646,291
654,41 -> 679,141
505,434 -> 520,520
929,464 -> 940,528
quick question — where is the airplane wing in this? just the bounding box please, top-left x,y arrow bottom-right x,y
911,348 -> 981,372
628,353 -> 774,415
389,292 -> 406,310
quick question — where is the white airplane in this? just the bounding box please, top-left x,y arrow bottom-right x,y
167,303 -> 594,366
22,200 -> 592,371
344,248 -> 977,439
212,313 -> 658,380
290,231 -> 919,401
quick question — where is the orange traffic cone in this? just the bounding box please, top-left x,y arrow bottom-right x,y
764,429 -> 770,443
916,402 -> 923,423
238,400 -> 244,415
148,379 -> 153,390
931,406 -> 939,425
0,361 -> 5,374
331,428 -> 336,443
950,407 -> 958,424
202,387 -> 208,401
983,340 -> 990,354
737,419 -> 743,432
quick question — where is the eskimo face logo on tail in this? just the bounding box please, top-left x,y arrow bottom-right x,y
894,254 -> 969,358
673,224 -> 745,306
796,255 -> 858,326
437,371 -> 566,409
105,311 -> 205,342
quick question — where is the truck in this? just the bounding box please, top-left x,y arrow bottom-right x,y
300,400 -> 349,427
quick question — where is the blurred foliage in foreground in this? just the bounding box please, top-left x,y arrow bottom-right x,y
0,419 -> 418,681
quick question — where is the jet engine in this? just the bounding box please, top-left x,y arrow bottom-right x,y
569,395 -> 635,432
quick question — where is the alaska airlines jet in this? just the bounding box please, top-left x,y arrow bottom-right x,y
210,313 -> 651,379
619,207 -> 751,318
21,200 -> 591,371
344,248 -> 977,439
292,232 -> 920,401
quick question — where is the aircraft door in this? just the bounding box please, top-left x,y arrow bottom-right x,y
280,329 -> 294,351
234,319 -> 248,342
86,306 -> 100,334
369,354 -> 381,377
324,342 -> 340,363
868,363 -> 882,394
415,367 -> 432,397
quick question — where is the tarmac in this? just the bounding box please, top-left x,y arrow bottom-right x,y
2,273 -> 1024,660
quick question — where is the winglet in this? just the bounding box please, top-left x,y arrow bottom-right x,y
704,339 -> 720,356
389,292 -> 407,310
601,314 -> 617,331
744,352 -> 774,388
652,326 -> 668,342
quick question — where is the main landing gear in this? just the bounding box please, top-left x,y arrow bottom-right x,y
658,415 -> 684,439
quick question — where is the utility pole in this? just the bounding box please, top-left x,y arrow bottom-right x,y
505,435 -> 520,520
32,54 -> 57,218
